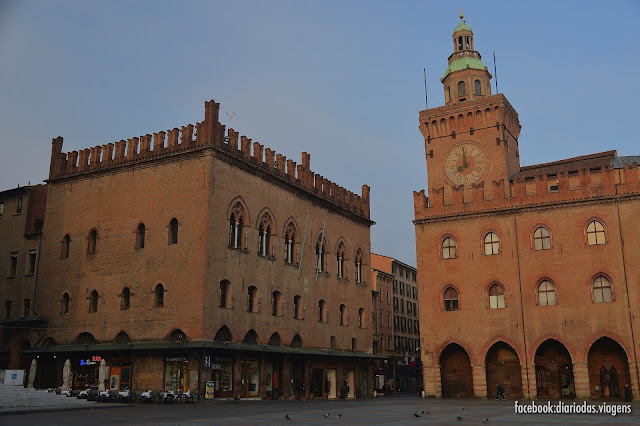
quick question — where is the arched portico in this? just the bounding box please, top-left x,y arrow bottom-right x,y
485,341 -> 523,399
439,343 -> 473,398
534,339 -> 575,399
588,337 -> 631,399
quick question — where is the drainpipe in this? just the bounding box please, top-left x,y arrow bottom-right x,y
513,211 -> 531,399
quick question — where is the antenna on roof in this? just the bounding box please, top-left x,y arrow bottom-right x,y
423,68 -> 428,109
493,52 -> 499,94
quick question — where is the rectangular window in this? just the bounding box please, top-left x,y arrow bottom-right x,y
351,338 -> 356,352
400,300 -> 404,314
16,197 -> 23,214
330,336 -> 336,350
0,201 -> 4,218
387,313 -> 391,327
23,299 -> 30,317
412,272 -> 416,282
413,302 -> 417,316
5,301 -> 11,319
9,252 -> 18,277
386,291 -> 390,304
407,301 -> 411,314
26,250 -> 37,275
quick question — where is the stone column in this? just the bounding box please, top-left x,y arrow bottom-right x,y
233,358 -> 242,399
572,362 -> 590,399
521,363 -> 537,399
422,364 -> 438,398
259,356 -> 268,399
281,356 -> 291,400
304,360 -> 311,399
628,361 -> 640,401
472,364 -> 487,398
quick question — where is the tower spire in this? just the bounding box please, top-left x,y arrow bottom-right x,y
441,16 -> 492,105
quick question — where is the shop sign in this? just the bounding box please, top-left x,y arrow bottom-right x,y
204,356 -> 210,367
80,356 -> 102,366
214,356 -> 233,363
211,364 -> 221,370
165,357 -> 188,362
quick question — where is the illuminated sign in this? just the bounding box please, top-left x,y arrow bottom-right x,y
79,356 -> 102,366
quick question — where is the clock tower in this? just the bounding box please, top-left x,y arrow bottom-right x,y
419,15 -> 522,204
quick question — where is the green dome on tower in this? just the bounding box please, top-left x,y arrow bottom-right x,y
453,19 -> 472,35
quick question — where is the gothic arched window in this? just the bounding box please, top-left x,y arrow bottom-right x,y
229,202 -> 245,249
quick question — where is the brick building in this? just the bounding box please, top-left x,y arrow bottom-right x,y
0,185 -> 47,371
5,100 -> 377,399
371,254 -> 421,393
414,16 -> 640,400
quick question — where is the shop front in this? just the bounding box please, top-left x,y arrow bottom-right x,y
210,355 -> 234,398
164,356 -> 189,392
240,358 -> 260,398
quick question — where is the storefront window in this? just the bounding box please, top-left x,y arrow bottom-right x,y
211,358 -> 233,398
240,360 -> 259,398
164,357 -> 188,392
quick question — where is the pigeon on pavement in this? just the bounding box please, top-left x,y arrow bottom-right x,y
337,413 -> 343,418
285,414 -> 291,420
484,419 -> 490,423
457,416 -> 463,421
413,412 -> 421,417
323,413 -> 330,418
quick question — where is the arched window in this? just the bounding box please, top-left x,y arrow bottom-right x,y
75,332 -> 96,345
284,221 -> 298,264
488,284 -> 505,309
593,275 -> 612,303
339,304 -> 347,326
243,329 -> 258,345
168,218 -> 178,245
444,287 -> 459,311
358,307 -> 365,328
268,333 -> 281,346
354,249 -> 364,283
474,79 -> 481,95
248,286 -> 258,312
61,293 -> 69,315
538,280 -> 556,306
214,326 -> 232,342
457,81 -> 466,97
220,280 -> 232,308
154,284 -> 164,308
114,331 -> 130,344
272,290 -> 282,316
316,234 -> 327,273
136,223 -> 146,249
168,329 -> 187,342
484,232 -> 500,255
587,220 -> 606,245
336,242 -> 346,278
291,334 -> 303,348
121,287 -> 130,310
61,234 -> 70,259
447,86 -> 451,102
533,227 -> 551,250
89,290 -> 98,313
293,295 -> 302,319
229,202 -> 245,249
318,299 -> 327,323
87,229 -> 97,256
258,212 -> 273,256
442,236 -> 457,259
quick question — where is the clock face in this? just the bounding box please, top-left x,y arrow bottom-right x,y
444,142 -> 488,186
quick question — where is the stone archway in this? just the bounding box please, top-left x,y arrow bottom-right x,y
485,341 -> 523,398
439,343 -> 473,398
534,339 -> 574,399
588,337 -> 631,399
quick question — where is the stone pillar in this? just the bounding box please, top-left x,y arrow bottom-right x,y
259,356 -> 268,399
337,363 -> 344,397
422,364 -> 438,398
522,363 -> 537,399
233,358 -> 242,399
281,356 -> 291,400
572,362 -> 590,399
628,361 -> 640,401
304,360 -> 311,399
472,364 -> 487,398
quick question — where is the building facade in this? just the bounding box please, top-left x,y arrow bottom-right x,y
414,16 -> 640,400
4,100 -> 377,399
371,254 -> 421,393
0,185 -> 47,372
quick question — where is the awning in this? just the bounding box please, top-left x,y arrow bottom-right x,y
21,340 -> 385,360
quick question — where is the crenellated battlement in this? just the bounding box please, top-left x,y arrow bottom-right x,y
48,100 -> 371,220
414,158 -> 639,220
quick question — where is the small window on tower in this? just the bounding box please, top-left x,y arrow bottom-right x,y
474,79 -> 481,95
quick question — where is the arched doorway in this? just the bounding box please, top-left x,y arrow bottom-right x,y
485,341 -> 523,398
588,337 -> 631,399
534,339 -> 574,399
439,343 -> 473,398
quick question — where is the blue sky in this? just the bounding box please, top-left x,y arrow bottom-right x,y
1,0 -> 638,266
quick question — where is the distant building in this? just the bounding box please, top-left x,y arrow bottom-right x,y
414,16 -> 640,400
2,100 -> 379,399
371,254 -> 421,393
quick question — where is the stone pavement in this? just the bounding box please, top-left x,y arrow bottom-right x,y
1,394 -> 639,425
